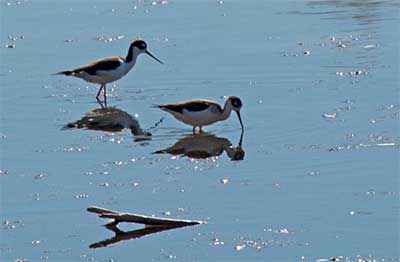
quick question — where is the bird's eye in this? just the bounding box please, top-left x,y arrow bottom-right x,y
231,99 -> 239,107
231,98 -> 242,108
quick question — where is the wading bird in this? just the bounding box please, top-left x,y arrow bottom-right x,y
154,96 -> 244,133
56,39 -> 163,106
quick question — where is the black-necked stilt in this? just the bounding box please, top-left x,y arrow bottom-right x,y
56,39 -> 163,106
153,96 -> 244,133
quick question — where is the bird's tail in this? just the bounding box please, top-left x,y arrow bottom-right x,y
151,104 -> 162,109
61,122 -> 77,130
152,149 -> 168,154
53,70 -> 73,76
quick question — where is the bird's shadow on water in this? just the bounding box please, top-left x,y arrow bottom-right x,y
153,130 -> 245,161
62,104 -> 152,142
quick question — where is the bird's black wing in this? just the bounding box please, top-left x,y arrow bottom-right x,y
185,102 -> 214,112
71,58 -> 122,75
161,101 -> 214,113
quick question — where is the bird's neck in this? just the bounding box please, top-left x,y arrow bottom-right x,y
220,102 -> 233,120
125,46 -> 141,63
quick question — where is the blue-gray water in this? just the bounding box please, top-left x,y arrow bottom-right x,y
1,0 -> 399,261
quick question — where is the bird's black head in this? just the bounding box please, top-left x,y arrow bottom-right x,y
131,40 -> 147,50
127,39 -> 163,64
227,96 -> 244,130
229,96 -> 243,109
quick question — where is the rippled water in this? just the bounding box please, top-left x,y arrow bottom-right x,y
1,0 -> 399,261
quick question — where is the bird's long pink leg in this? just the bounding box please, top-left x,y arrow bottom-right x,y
96,85 -> 104,101
103,85 -> 107,107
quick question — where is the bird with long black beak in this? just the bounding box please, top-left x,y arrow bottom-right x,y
153,96 -> 244,133
55,39 -> 163,106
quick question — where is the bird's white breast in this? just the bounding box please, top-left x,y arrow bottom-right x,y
172,107 -> 221,127
95,60 -> 135,84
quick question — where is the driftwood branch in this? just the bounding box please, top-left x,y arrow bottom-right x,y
87,206 -> 205,226
87,206 -> 205,248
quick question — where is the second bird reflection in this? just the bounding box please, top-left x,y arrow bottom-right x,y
153,131 -> 245,161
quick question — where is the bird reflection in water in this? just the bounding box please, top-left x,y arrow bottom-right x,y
153,131 -> 245,160
64,106 -> 151,140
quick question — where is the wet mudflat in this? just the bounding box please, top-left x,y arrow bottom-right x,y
1,0 -> 399,261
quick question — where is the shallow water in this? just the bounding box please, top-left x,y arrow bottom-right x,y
1,0 -> 399,261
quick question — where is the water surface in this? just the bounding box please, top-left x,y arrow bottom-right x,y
1,0 -> 399,261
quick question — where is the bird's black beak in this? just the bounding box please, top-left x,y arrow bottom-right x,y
236,111 -> 244,130
146,50 -> 163,64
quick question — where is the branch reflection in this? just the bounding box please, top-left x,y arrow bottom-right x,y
89,221 -> 184,249
87,206 -> 203,249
